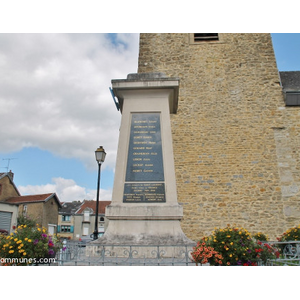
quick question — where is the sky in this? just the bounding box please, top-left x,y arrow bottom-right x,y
1,33 -> 300,203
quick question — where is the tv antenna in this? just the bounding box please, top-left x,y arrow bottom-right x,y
2,158 -> 17,172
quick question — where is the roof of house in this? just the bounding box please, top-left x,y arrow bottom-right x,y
0,172 -> 14,180
5,193 -> 62,208
75,200 -> 111,214
59,201 -> 82,214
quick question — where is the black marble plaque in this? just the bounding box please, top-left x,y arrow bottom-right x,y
125,113 -> 164,181
123,183 -> 166,203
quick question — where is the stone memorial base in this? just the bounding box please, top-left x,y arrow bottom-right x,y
86,204 -> 194,258
87,73 -> 194,258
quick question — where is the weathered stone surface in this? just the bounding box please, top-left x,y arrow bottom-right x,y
138,33 -> 300,240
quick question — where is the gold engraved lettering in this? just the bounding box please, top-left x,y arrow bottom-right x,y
133,152 -> 150,155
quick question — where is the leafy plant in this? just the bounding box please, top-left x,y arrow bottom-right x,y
192,225 -> 280,266
191,238 -> 223,265
0,221 -> 62,266
276,225 -> 300,253
17,214 -> 37,228
253,232 -> 269,242
277,225 -> 300,242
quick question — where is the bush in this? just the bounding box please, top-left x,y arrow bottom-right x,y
191,225 -> 280,266
191,238 -> 223,265
277,225 -> 300,242
276,225 -> 300,253
253,232 -> 269,242
17,214 -> 37,228
0,221 -> 62,266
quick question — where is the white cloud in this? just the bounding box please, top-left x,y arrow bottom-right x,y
18,177 -> 112,202
0,33 -> 139,172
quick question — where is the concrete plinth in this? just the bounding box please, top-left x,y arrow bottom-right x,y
87,73 -> 194,257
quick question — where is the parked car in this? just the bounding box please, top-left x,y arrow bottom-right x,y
78,235 -> 93,247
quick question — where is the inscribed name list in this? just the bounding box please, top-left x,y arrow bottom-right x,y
124,113 -> 165,203
125,113 -> 164,182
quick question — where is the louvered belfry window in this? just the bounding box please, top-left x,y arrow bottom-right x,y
285,92 -> 300,106
194,33 -> 219,42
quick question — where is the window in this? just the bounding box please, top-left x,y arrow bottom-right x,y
83,226 -> 89,236
100,217 -> 104,222
285,92 -> 300,106
83,210 -> 90,222
193,33 -> 219,42
23,205 -> 27,216
61,225 -> 71,232
48,225 -> 55,235
62,215 -> 71,221
57,225 -> 73,233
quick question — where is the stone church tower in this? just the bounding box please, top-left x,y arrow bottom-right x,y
138,33 -> 300,240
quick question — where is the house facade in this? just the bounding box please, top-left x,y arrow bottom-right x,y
4,193 -> 62,234
58,201 -> 82,240
0,172 -> 62,234
0,172 -> 21,233
0,172 -> 20,201
58,200 -> 111,240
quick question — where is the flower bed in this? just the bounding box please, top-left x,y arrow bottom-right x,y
191,225 -> 280,266
0,217 -> 62,266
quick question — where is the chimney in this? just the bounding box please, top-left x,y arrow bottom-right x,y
8,170 -> 14,181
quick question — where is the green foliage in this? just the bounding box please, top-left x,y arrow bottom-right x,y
0,222 -> 62,266
17,214 -> 36,228
192,225 -> 280,266
253,232 -> 269,242
191,238 -> 223,265
277,225 -> 300,242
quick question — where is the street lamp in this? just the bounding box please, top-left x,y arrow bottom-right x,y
93,146 -> 106,240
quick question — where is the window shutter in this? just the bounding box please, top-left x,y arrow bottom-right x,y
70,226 -> 74,233
57,225 -> 60,233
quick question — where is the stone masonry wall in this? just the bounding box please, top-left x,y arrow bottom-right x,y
0,176 -> 19,201
137,33 -> 298,240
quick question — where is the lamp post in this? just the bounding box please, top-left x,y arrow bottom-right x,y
93,146 -> 106,240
